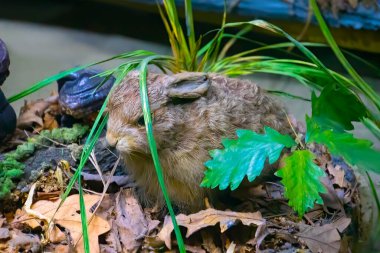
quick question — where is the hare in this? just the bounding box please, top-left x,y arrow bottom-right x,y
106,71 -> 290,212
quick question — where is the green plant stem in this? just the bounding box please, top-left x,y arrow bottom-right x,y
138,56 -> 185,252
78,176 -> 90,253
310,0 -> 380,111
184,0 -> 196,54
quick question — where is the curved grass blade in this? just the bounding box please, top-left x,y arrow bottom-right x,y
78,176 -> 90,253
364,171 -> 380,253
216,35 -> 380,77
8,66 -> 85,103
161,0 -> 192,71
362,118 -> 380,141
223,20 -> 338,82
138,55 -> 185,253
366,171 -> 380,217
267,90 -> 311,101
184,0 -> 196,55
310,0 -> 380,111
7,50 -> 156,103
218,26 -> 252,60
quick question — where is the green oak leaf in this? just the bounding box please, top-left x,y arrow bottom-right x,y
201,127 -> 296,190
311,85 -> 367,132
306,116 -> 380,173
275,150 -> 326,217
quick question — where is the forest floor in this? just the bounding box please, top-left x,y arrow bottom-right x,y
0,89 -> 367,253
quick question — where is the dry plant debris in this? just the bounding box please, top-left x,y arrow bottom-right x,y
0,96 -> 363,252
158,208 -> 265,249
17,94 -> 60,132
17,194 -> 110,253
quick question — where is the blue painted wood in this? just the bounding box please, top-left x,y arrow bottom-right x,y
130,0 -> 380,30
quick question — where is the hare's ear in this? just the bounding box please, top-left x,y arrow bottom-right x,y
167,76 -> 210,99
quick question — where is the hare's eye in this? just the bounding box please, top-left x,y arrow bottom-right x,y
202,76 -> 208,82
137,116 -> 145,126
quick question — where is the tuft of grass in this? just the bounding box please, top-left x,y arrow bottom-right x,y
310,0 -> 380,112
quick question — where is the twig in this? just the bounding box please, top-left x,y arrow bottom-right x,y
285,112 -> 305,149
89,150 -> 105,186
74,156 -> 121,248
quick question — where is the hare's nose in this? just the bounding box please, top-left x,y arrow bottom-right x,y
106,132 -> 119,147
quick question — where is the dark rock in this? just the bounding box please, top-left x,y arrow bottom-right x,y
0,39 -> 16,143
0,39 -> 10,86
0,89 -> 17,142
58,68 -> 116,119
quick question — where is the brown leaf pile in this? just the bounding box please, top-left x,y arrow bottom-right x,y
17,93 -> 60,132
15,194 -> 110,253
0,110 -> 361,252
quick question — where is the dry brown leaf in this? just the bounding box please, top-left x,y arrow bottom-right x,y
201,231 -> 222,253
158,208 -> 265,249
0,228 -> 10,240
328,164 -> 347,188
54,244 -> 71,253
8,230 -> 41,252
50,226 -> 66,243
105,222 -> 122,253
296,218 -> 351,253
185,244 -> 207,253
43,112 -> 59,130
0,216 -> 5,227
321,177 -> 345,211
17,95 -> 58,130
100,244 -> 118,253
226,241 -> 236,253
247,223 -> 269,251
19,194 -> 110,253
113,189 -> 157,252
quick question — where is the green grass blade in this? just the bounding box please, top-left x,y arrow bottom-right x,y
138,55 -> 185,253
362,118 -> 380,140
267,90 -> 311,101
218,26 -> 252,60
184,0 -> 196,56
197,4 -> 227,72
7,50 -> 156,103
310,0 -> 380,111
223,20 -> 337,81
364,171 -> 380,253
7,66 -> 85,103
162,0 -> 191,70
366,171 -> 380,217
78,176 -> 90,253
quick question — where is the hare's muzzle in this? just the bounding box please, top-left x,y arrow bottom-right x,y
106,132 -> 119,147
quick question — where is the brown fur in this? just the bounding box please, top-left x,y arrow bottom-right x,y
106,71 -> 291,212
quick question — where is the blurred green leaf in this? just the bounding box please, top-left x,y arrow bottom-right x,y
275,150 -> 326,216
311,85 -> 368,132
202,127 -> 296,190
306,116 -> 380,173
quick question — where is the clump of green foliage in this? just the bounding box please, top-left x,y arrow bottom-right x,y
203,84 -> 380,216
0,124 -> 88,200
